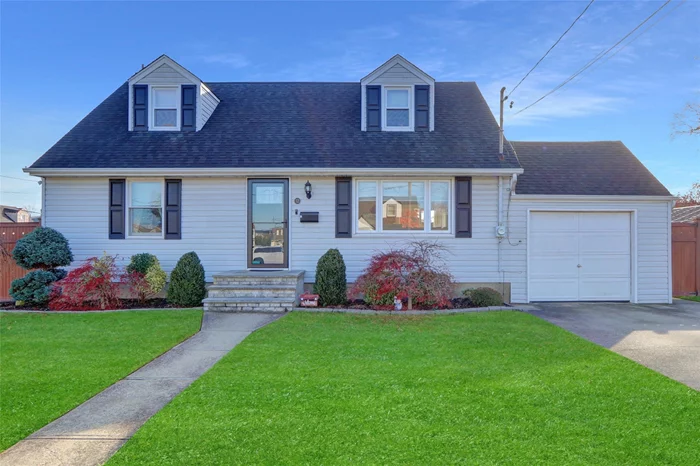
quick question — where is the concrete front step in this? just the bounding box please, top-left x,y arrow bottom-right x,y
203,297 -> 296,313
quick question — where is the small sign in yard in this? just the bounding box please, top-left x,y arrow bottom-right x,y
299,293 -> 320,307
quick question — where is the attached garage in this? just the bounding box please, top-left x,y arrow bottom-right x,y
528,211 -> 632,302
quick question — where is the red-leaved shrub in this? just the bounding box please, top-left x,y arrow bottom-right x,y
49,254 -> 122,311
351,241 -> 454,310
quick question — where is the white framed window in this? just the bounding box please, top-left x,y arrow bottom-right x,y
355,179 -> 452,234
128,180 -> 164,237
151,86 -> 179,130
383,86 -> 412,131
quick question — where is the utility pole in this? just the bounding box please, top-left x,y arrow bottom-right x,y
499,87 -> 507,158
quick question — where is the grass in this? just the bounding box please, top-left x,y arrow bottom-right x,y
110,312 -> 700,465
0,309 -> 202,451
677,295 -> 700,302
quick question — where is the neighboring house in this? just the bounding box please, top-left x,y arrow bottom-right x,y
672,205 -> 700,223
25,54 -> 675,304
0,205 -> 32,223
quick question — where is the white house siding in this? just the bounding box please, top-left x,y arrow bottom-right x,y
197,84 -> 219,131
134,63 -> 196,85
365,63 -> 430,85
503,198 -> 672,304
44,177 -> 248,281
289,176 -> 504,285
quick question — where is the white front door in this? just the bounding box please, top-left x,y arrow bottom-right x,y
529,212 -> 631,301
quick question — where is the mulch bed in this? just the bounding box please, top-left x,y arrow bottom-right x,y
0,298 -> 183,312
318,297 -> 480,311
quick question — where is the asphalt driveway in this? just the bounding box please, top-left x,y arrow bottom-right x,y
529,300 -> 700,390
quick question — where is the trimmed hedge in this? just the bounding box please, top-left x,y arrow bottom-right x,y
126,253 -> 159,275
464,287 -> 503,307
313,249 -> 347,306
9,270 -> 60,305
167,252 -> 206,307
12,227 -> 73,270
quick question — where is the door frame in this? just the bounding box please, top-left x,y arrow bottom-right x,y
526,208 -> 638,303
247,178 -> 290,269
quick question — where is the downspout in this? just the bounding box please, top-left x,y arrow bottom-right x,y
40,177 -> 46,227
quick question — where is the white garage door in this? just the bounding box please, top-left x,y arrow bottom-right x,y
529,212 -> 631,301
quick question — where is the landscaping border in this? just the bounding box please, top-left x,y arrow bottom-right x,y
292,305 -> 538,315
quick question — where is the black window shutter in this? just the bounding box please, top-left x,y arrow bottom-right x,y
415,85 -> 430,132
336,177 -> 352,238
455,177 -> 472,238
109,179 -> 126,239
366,85 -> 381,132
181,85 -> 196,132
164,179 -> 182,240
133,85 -> 148,131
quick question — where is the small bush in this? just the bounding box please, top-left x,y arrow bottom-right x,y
124,253 -> 167,303
49,254 -> 121,311
12,227 -> 73,270
313,249 -> 347,306
126,253 -> 158,275
167,252 -> 206,307
9,270 -> 59,305
351,241 -> 454,310
464,287 -> 503,307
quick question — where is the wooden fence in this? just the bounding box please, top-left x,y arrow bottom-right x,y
0,222 -> 40,301
672,222 -> 700,296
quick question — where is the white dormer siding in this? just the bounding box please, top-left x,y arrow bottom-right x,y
360,55 -> 435,132
127,55 -> 220,132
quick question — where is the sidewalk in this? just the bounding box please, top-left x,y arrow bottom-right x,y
0,312 -> 281,466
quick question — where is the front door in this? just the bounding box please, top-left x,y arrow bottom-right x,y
248,179 -> 289,268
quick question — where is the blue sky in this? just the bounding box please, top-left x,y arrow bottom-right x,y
1,0 -> 698,212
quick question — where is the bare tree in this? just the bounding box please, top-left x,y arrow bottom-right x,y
676,182 -> 700,207
673,102 -> 700,137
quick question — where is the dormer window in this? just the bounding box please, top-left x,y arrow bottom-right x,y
152,87 -> 179,130
385,87 -> 412,130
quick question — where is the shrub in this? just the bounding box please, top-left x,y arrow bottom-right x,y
124,253 -> 167,303
351,241 -> 454,310
126,253 -> 158,275
9,270 -> 60,305
464,287 -> 503,307
12,227 -> 73,270
167,252 -> 206,307
49,254 -> 121,311
313,249 -> 347,306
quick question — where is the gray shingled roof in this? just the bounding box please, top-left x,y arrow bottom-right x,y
511,141 -> 671,196
673,205 -> 700,223
29,82 -> 520,170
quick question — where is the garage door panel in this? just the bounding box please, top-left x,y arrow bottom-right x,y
530,279 -> 578,301
529,211 -> 631,302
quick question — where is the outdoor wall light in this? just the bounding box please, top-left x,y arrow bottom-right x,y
305,180 -> 312,199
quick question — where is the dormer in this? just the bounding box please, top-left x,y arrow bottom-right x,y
360,55 -> 435,132
127,55 -> 220,132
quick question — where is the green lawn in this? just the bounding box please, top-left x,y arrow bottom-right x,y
110,312 -> 699,465
678,295 -> 700,302
0,310 -> 202,451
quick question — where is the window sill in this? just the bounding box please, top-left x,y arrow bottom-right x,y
382,127 -> 414,132
148,127 -> 181,132
354,231 -> 453,237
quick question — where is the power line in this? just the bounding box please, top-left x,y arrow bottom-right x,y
513,0 -> 673,117
508,0 -> 595,99
0,175 -> 38,183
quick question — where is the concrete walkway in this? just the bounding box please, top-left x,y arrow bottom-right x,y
0,312 -> 280,466
529,300 -> 700,390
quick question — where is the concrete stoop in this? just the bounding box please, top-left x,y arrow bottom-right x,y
202,270 -> 305,312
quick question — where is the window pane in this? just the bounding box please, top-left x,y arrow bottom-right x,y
130,208 -> 162,234
358,181 -> 377,231
154,109 -> 177,127
386,109 -> 409,127
387,89 -> 408,108
153,88 -> 178,107
431,182 -> 449,231
382,182 -> 425,231
131,182 -> 162,207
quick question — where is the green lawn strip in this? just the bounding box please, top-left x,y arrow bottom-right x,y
110,312 -> 699,465
677,296 -> 700,302
0,309 -> 202,451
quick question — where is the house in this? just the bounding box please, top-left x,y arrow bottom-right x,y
672,205 -> 700,223
0,205 -> 32,223
24,54 -> 675,307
